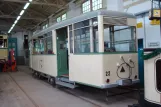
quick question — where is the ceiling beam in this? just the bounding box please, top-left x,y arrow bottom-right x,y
1,0 -> 63,8
0,15 -> 45,21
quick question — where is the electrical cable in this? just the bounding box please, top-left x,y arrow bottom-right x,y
116,56 -> 135,79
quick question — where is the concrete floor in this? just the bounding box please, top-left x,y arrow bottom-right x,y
0,66 -> 138,107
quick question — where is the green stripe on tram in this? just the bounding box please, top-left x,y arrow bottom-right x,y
74,52 -> 137,55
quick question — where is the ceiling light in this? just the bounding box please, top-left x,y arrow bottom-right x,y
17,16 -> 21,21
8,1 -> 31,33
14,20 -> 18,24
20,10 -> 25,16
24,3 -> 30,9
12,24 -> 15,27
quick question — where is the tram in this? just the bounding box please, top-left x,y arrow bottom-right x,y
29,9 -> 139,89
0,35 -> 8,60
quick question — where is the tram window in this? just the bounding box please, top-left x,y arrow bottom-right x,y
69,25 -> 72,31
92,17 -> 99,52
33,40 -> 40,54
46,36 -> 53,54
103,25 -> 136,52
69,31 -> 73,53
93,26 -> 99,52
114,26 -> 136,52
74,27 -> 90,53
39,39 -> 44,54
74,20 -> 89,29
0,39 -> 4,48
156,59 -> 161,92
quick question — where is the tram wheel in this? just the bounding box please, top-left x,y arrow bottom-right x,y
32,71 -> 37,78
38,74 -> 43,79
105,90 -> 109,102
49,77 -> 56,87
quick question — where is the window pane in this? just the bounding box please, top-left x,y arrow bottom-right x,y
69,25 -> 72,30
39,39 -> 44,54
82,0 -> 90,13
74,27 -> 90,53
92,18 -> 98,52
57,17 -> 61,22
70,31 -> 73,53
74,20 -> 89,29
47,32 -> 53,54
104,25 -> 136,52
62,13 -> 67,21
92,0 -> 102,11
33,39 -> 40,54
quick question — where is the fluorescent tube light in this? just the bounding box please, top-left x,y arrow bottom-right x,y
24,3 -> 30,9
20,10 -> 25,16
17,16 -> 21,20
14,20 -> 18,24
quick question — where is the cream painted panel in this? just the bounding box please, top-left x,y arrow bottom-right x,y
0,49 -> 8,60
127,18 -> 136,26
102,53 -> 139,85
43,55 -> 57,77
31,55 -> 57,77
32,55 -> 40,71
69,55 -> 103,86
144,56 -> 160,104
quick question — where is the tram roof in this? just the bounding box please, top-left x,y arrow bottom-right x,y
31,9 -> 136,39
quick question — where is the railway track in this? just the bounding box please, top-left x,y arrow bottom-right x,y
7,72 -> 39,107
7,71 -> 102,107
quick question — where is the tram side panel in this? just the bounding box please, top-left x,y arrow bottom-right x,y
102,53 -> 139,87
32,55 -> 40,71
0,49 -> 8,60
144,56 -> 160,105
69,54 -> 104,88
32,55 -> 57,77
43,55 -> 57,77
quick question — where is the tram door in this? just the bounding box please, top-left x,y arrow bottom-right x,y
56,27 -> 69,76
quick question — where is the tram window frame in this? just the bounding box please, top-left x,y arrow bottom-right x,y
46,32 -> 53,54
33,39 -> 40,54
69,18 -> 98,54
103,25 -> 136,53
32,31 -> 53,55
69,29 -> 73,53
156,59 -> 161,92
92,17 -> 99,52
73,19 -> 90,53
0,39 -> 4,48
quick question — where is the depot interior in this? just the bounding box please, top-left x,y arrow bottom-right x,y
0,0 -> 160,107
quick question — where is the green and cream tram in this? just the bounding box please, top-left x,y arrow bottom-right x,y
29,9 -> 139,89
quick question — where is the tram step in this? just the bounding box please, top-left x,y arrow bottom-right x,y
56,77 -> 78,89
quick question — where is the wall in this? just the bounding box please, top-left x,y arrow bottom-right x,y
125,1 -> 161,48
124,1 -> 151,14
10,31 -> 30,65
